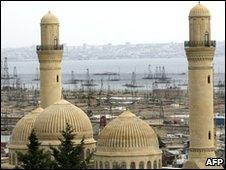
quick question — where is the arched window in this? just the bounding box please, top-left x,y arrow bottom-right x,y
130,162 -> 136,169
56,75 -> 59,82
12,153 -> 16,165
54,37 -> 58,48
96,161 -> 98,169
204,32 -> 209,46
147,161 -> 152,169
207,75 -> 210,84
208,131 -> 211,140
121,162 -> 126,169
159,159 -> 162,169
80,150 -> 84,160
86,149 -> 90,158
99,161 -> 103,169
113,162 -> 118,169
15,154 -> 18,165
10,153 -> 13,164
139,161 -> 144,169
154,160 -> 157,169
105,161 -> 110,169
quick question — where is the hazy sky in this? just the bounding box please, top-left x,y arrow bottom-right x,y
1,1 -> 225,48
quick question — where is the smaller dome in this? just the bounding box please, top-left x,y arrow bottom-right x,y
96,110 -> 161,156
41,11 -> 59,24
189,3 -> 210,17
34,99 -> 95,145
9,107 -> 44,149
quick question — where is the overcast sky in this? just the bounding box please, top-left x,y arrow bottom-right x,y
1,1 -> 225,48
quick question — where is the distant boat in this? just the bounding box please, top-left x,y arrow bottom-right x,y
123,84 -> 144,88
108,73 -> 120,81
94,72 -> 118,76
155,79 -> 171,84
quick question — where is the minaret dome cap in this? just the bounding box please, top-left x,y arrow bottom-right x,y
189,3 -> 210,17
41,11 -> 59,24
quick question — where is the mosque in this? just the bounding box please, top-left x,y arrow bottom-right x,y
6,3 -> 222,169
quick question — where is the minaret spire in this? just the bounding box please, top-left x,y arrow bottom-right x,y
37,11 -> 63,108
183,3 -> 220,169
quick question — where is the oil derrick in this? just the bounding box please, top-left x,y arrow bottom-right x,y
131,72 -> 136,86
1,107 -> 9,131
159,100 -> 164,119
97,79 -> 103,106
35,67 -> 40,81
13,66 -> 17,78
148,64 -> 153,78
86,68 -> 91,85
162,66 -> 166,79
106,85 -> 112,115
86,85 -> 93,117
2,57 -> 10,88
32,85 -> 39,106
71,70 -> 75,82
158,66 -> 161,78
16,77 -> 21,89
12,66 -> 18,89
99,81 -> 107,133
70,70 -> 78,90
17,83 -> 27,108
155,66 -> 160,78
1,59 -> 3,78
130,72 -> 136,98
2,57 -> 9,78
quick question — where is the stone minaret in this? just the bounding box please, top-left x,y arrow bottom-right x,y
183,3 -> 221,169
37,11 -> 63,109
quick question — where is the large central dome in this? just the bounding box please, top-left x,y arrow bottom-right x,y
34,99 -> 95,146
96,110 -> 161,156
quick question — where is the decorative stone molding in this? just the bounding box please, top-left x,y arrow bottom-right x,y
40,67 -> 61,70
189,147 -> 215,152
188,66 -> 212,70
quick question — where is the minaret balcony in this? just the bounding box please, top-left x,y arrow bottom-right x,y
36,45 -> 63,51
184,41 -> 216,48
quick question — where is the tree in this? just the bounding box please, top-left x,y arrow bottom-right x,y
16,129 -> 54,169
50,123 -> 93,169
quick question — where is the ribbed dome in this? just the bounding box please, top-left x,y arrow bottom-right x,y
96,110 -> 161,156
34,100 -> 95,145
41,11 -> 59,24
189,3 -> 210,17
9,107 -> 44,148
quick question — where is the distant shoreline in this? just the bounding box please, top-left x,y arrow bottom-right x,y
5,55 -> 225,63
